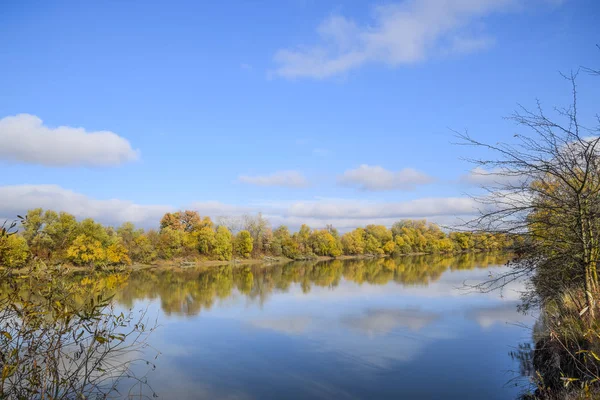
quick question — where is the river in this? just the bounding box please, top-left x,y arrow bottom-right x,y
112,253 -> 533,399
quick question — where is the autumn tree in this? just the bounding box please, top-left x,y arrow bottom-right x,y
213,226 -> 233,261
160,210 -> 211,233
21,209 -> 78,262
106,240 -> 132,265
155,228 -> 185,259
295,224 -> 312,256
272,225 -> 299,259
195,225 -> 216,256
243,213 -> 271,256
310,229 -> 342,257
459,72 -> 600,319
0,234 -> 29,268
67,234 -> 106,267
234,230 -> 254,258
117,222 -> 156,263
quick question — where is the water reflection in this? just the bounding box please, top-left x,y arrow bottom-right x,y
342,308 -> 440,335
115,252 -> 509,317
19,253 -> 528,399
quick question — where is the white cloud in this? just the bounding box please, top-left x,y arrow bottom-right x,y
286,197 -> 474,219
238,170 -> 309,188
0,184 -> 478,230
188,201 -> 252,216
272,0 -> 519,79
0,114 -> 139,167
338,164 -> 434,191
0,184 -> 171,227
460,167 -> 525,186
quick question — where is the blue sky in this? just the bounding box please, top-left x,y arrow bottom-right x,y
0,0 -> 598,229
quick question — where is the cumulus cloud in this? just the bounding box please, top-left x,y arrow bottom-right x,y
272,0 -> 519,79
0,184 -> 478,230
0,114 -> 139,167
338,165 -> 434,191
238,170 -> 309,188
0,184 -> 171,227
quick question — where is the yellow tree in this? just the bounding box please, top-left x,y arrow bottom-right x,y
67,234 -> 106,266
106,241 -> 132,265
0,234 -> 29,268
341,228 -> 365,255
234,230 -> 254,258
310,230 -> 342,257
213,226 -> 233,261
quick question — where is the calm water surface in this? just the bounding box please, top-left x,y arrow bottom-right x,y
115,254 -> 532,399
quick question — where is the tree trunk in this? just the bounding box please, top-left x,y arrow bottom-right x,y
585,263 -> 595,321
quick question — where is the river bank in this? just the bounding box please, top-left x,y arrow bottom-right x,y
3,250 -> 506,275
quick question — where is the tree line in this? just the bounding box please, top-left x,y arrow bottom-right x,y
0,208 -> 514,268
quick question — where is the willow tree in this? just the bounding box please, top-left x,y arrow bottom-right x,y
459,72 -> 600,320
0,219 -> 158,399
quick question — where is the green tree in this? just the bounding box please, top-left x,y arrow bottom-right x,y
132,233 -> 157,263
272,225 -> 299,259
155,228 -> 185,259
76,218 -> 110,246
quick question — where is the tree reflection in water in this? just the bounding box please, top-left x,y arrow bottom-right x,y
113,252 -> 510,317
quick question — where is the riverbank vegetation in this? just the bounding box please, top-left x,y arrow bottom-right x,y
0,223 -> 157,399
462,66 -> 600,398
0,209 -> 514,270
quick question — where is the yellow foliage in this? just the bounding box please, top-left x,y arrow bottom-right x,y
383,240 -> 396,255
106,242 -> 132,265
0,234 -> 29,268
67,234 -> 106,266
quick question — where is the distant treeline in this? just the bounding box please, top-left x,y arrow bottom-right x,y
0,209 -> 516,268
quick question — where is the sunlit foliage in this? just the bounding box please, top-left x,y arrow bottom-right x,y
67,234 -> 106,266
0,234 -> 29,268
1,209 -> 514,269
213,226 -> 233,261
234,230 -> 253,258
